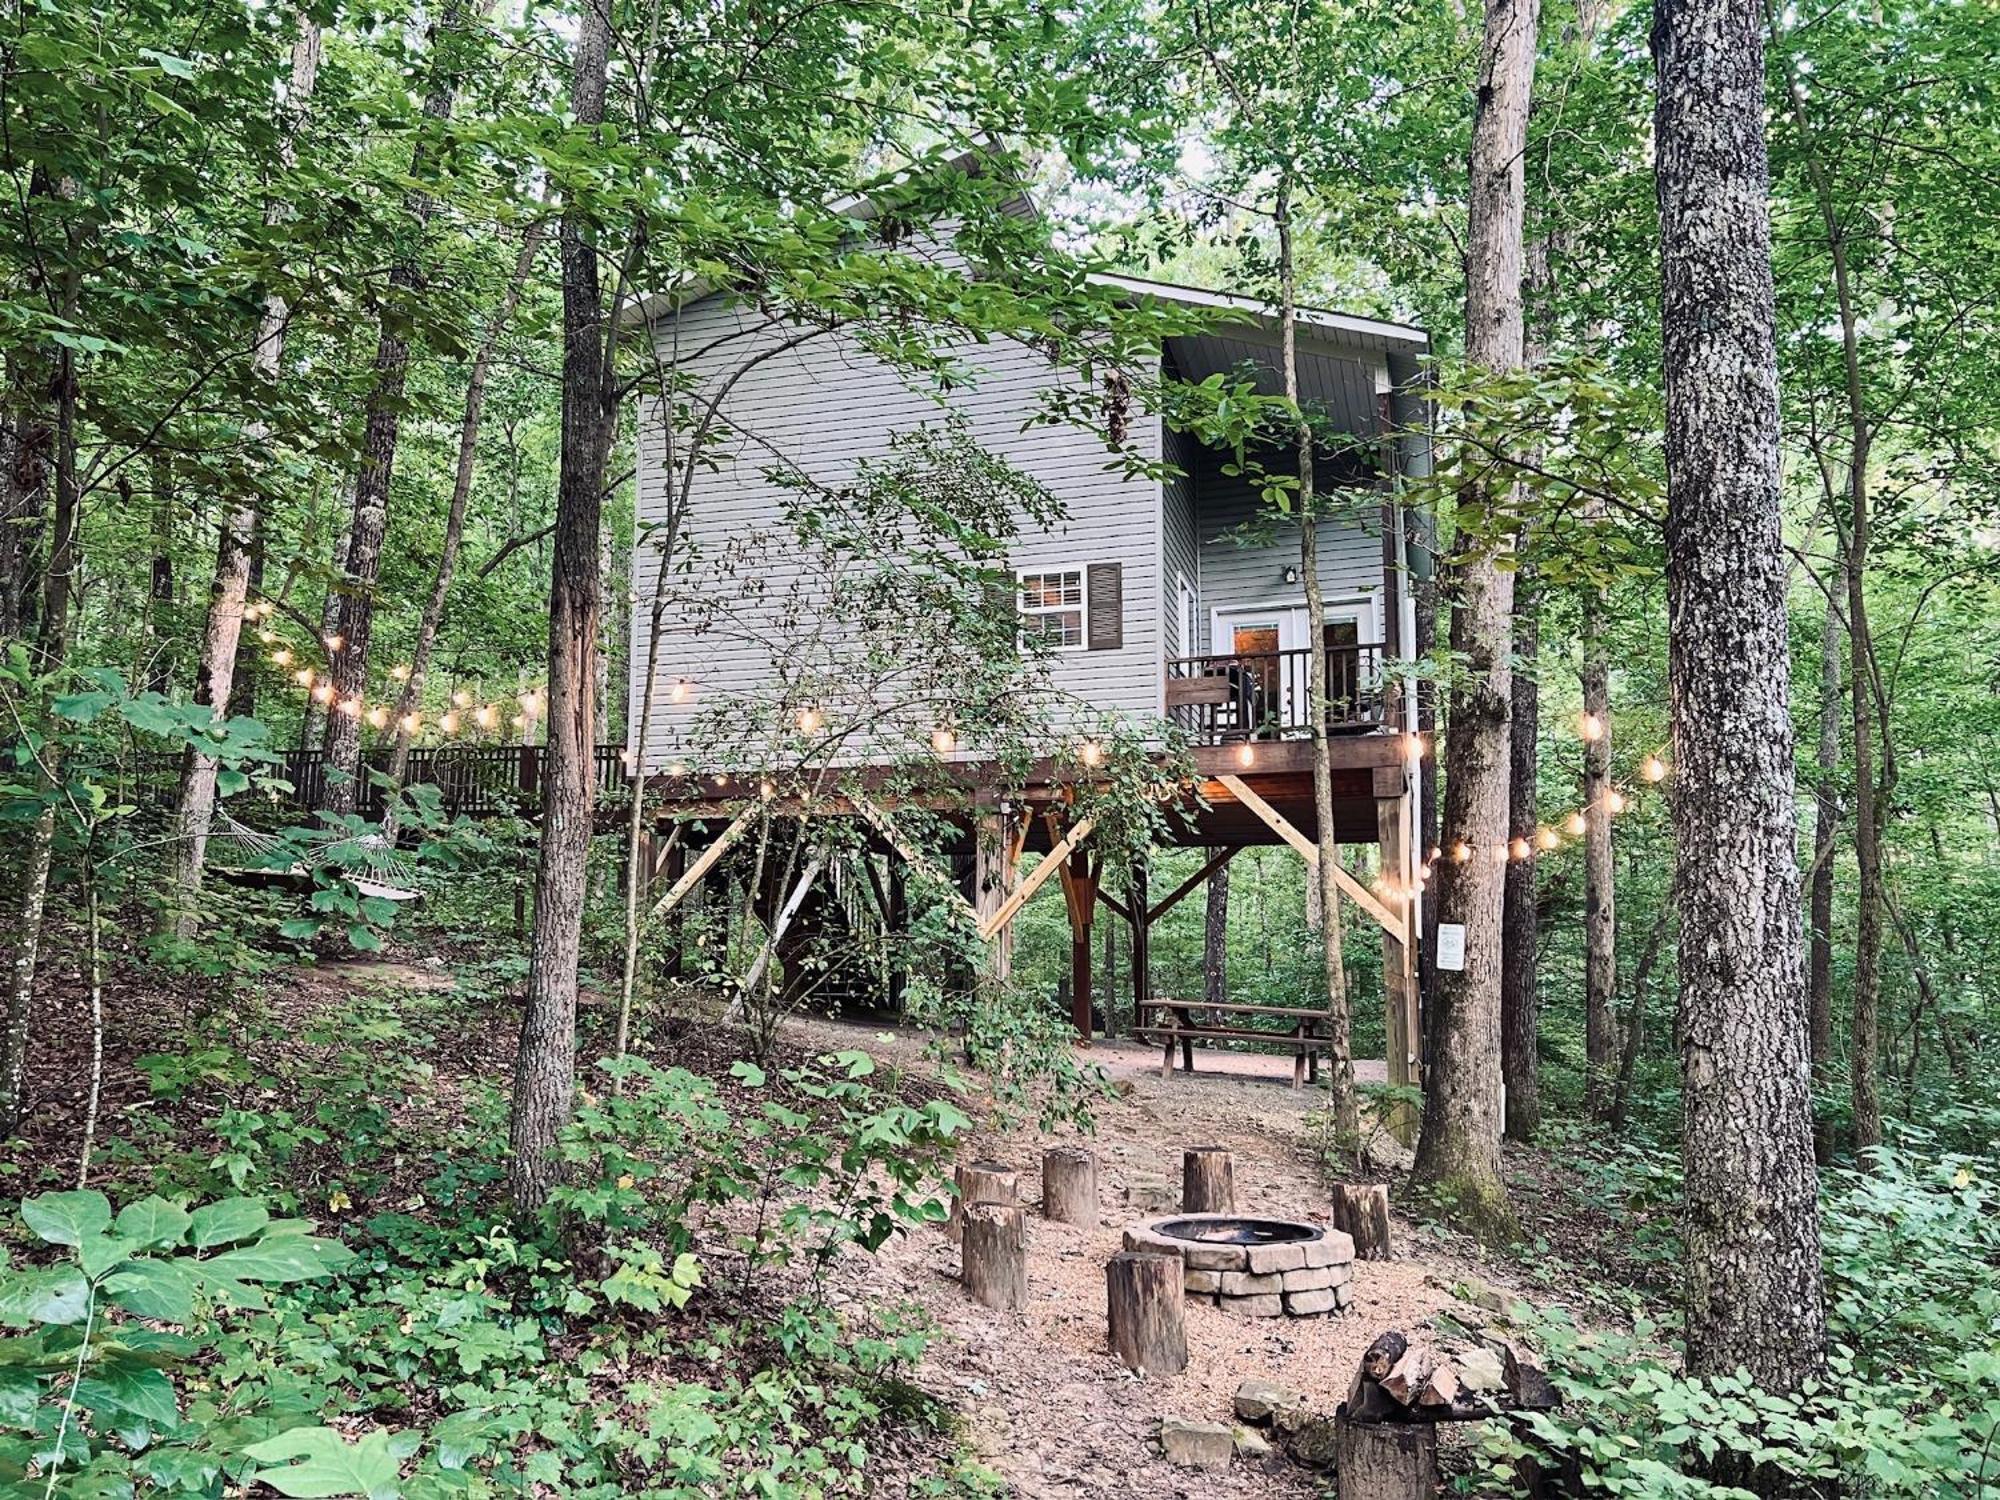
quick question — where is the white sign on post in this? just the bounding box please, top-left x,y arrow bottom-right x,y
1435,923 -> 1467,972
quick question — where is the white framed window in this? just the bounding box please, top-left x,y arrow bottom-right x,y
1018,567 -> 1087,650
1176,572 -> 1198,658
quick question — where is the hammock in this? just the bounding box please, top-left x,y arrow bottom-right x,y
213,814 -> 423,902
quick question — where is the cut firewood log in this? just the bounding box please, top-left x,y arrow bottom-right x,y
1181,1146 -> 1235,1213
1041,1146 -> 1099,1227
1346,1367 -> 1405,1425
1501,1342 -> 1560,1411
1360,1329 -> 1410,1382
961,1201 -> 1026,1310
946,1159 -> 1018,1243
1335,1408 -> 1439,1498
1415,1361 -> 1461,1410
1105,1251 -> 1187,1375
1331,1182 -> 1394,1260
1379,1345 -> 1436,1406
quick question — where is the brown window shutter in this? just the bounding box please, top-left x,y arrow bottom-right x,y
1086,563 -> 1123,650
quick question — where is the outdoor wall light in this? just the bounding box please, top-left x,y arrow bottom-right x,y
1283,565 -> 1300,585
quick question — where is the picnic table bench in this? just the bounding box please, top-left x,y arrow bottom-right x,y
1135,998 -> 1336,1088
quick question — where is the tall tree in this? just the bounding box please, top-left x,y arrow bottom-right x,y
1411,0 -> 1537,1241
320,0 -> 493,814
1580,544 -> 1616,1121
507,0 -> 613,1213
1808,550 -> 1843,1159
1500,573 -> 1540,1141
1653,0 -> 1827,1436
1203,854 -> 1229,1010
166,18 -> 322,934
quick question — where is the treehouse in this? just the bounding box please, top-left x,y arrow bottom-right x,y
625,204 -> 1431,1101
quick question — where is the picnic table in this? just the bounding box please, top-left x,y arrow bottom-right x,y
1135,997 -> 1336,1088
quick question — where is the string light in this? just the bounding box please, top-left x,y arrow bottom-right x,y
1579,712 -> 1604,742
669,680 -> 691,704
365,705 -> 389,729
797,707 -> 822,734
1078,739 -> 1104,768
1451,841 -> 1471,864
258,629 -> 276,645
399,713 -> 420,734
1605,789 -> 1628,815
441,710 -> 460,734
518,692 -> 543,719
294,667 -> 314,688
312,683 -> 335,704
452,689 -> 472,709
1405,733 -> 1426,765
1536,826 -> 1559,851
324,633 -> 344,652
1236,742 -> 1256,768
390,665 -> 411,683
337,696 -> 362,717
1565,811 -> 1587,837
666,759 -> 688,777
476,704 -> 499,731
1509,837 -> 1532,861
1642,754 -> 1667,784
512,713 -> 528,730
931,726 -> 956,755
272,648 -> 293,667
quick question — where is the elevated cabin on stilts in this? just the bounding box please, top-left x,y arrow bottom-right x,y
623,176 -> 1432,1113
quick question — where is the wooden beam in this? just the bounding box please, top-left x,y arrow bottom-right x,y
978,816 -> 1095,942
1097,888 -> 1132,923
1147,844 -> 1239,924
1216,774 -> 1405,944
646,804 -> 757,922
733,855 -> 824,1008
853,795 -> 980,931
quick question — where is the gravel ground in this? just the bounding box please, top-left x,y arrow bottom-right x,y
795,1017 -> 1488,1496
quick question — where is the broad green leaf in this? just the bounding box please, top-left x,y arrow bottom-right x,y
75,1360 -> 178,1429
243,1426 -> 405,1499
102,1260 -> 196,1324
187,1198 -> 267,1249
114,1197 -> 191,1250
200,1232 -> 350,1285
78,1234 -> 144,1279
22,1190 -> 111,1247
0,1266 -> 88,1326
278,918 -> 321,941
0,1366 -> 38,1428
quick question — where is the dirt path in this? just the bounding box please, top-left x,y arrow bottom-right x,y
795,1018 -> 1481,1496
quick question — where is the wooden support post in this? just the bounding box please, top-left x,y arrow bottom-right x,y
661,838 -> 686,979
1334,1411 -> 1438,1500
1129,857 -> 1150,1042
961,1202 -> 1027,1311
947,1159 -> 1018,1244
1040,1146 -> 1099,1227
1331,1182 -> 1395,1260
1377,786 -> 1421,1146
1106,1252 -> 1187,1375
974,811 -> 1017,984
1182,1146 -> 1234,1213
886,858 -> 908,1016
1055,839 -> 1098,1042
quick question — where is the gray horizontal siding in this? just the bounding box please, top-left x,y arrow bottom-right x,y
1162,418 -> 1201,660
628,293 -> 1163,772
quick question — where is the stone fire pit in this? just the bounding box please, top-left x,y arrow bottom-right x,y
1123,1214 -> 1355,1317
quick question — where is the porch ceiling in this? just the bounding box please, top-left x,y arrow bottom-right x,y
1166,333 -> 1385,445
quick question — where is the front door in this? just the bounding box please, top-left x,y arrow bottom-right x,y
1228,620 -> 1283,733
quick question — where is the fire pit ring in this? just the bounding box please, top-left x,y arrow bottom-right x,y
1123,1213 -> 1355,1318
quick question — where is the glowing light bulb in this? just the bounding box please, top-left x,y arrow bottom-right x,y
258,629 -> 276,645
365,705 -> 389,729
441,711 -> 460,733
1606,789 -> 1628,815
1452,841 -> 1471,864
294,668 -> 314,688
311,683 -> 333,703
511,713 -> 527,729
1510,837 -> 1532,861
713,773 -> 729,787
1406,733 -> 1426,764
1579,712 -> 1604,742
476,705 -> 499,730
390,664 -> 411,683
666,760 -> 688,777
669,680 -> 690,703
1565,811 -> 1587,837
452,689 -> 472,709
1642,754 -> 1667,784
324,633 -> 343,652
398,713 -> 420,734
1236,742 -> 1256,768
518,692 -> 542,719
1536,827 -> 1559,851
1079,739 -> 1104,768
931,726 -> 956,755
337,696 -> 361,717
272,648 -> 292,667
797,707 -> 822,734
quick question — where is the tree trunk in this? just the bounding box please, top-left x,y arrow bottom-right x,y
1041,1146 -> 1099,1226
507,0 -> 613,1214
1203,852 -> 1229,1009
1277,179 -> 1359,1152
1654,0 -> 1827,1435
1808,556 -> 1842,1159
961,1202 -> 1027,1311
321,1 -> 491,813
145,454 -> 176,695
1106,1252 -> 1187,1374
382,218 -> 545,832
1500,573 -> 1540,1142
1182,1145 -> 1234,1213
1411,0 -> 1537,1245
167,19 -> 321,933
1330,1182 -> 1394,1260
1334,1412 -> 1438,1500
1581,579 -> 1616,1121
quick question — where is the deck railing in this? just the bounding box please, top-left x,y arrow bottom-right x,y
131,744 -> 630,822
1164,644 -> 1390,743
